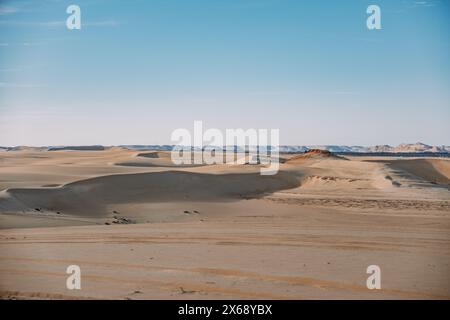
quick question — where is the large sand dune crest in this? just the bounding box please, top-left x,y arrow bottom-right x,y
0,170 -> 301,217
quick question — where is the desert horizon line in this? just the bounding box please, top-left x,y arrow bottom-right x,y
1,141 -> 449,150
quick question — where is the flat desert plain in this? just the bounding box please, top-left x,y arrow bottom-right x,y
0,148 -> 449,299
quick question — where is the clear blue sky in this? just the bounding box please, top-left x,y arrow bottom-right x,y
0,0 -> 449,146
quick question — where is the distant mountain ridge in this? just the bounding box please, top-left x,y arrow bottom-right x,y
280,142 -> 450,153
122,142 -> 450,153
1,142 -> 449,153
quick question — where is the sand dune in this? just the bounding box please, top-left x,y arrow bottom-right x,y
136,151 -> 166,159
0,149 -> 449,299
1,170 -> 300,217
384,159 -> 450,185
48,146 -> 105,151
286,149 -> 345,163
117,151 -> 207,168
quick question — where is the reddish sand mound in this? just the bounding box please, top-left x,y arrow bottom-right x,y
303,149 -> 334,157
286,149 -> 342,163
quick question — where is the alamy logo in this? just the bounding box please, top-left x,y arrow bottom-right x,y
66,5 -> 81,30
366,265 -> 381,289
171,121 -> 280,175
367,5 -> 381,30
66,265 -> 81,290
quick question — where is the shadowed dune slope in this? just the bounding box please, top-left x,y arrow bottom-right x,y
136,151 -> 164,158
384,159 -> 450,185
114,160 -> 201,168
116,151 -> 204,167
0,170 -> 301,217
